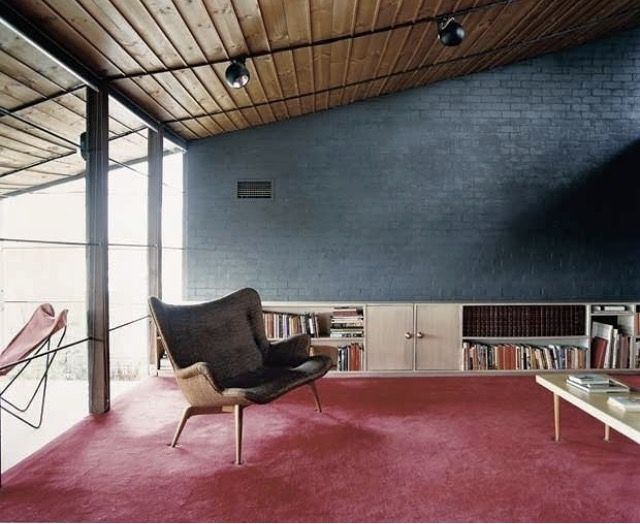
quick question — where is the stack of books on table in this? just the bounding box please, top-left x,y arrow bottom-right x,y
566,374 -> 630,393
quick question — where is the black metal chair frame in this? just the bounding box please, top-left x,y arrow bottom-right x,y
0,327 -> 70,488
0,326 -> 67,430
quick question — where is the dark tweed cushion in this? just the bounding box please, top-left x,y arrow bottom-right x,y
223,356 -> 333,404
149,289 -> 332,399
266,334 -> 312,367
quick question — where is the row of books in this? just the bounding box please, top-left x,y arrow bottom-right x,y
590,321 -> 637,369
330,307 -> 364,338
462,305 -> 586,337
263,312 -> 320,339
462,342 -> 588,371
336,343 -> 364,371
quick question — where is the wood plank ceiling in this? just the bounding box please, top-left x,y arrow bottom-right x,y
1,0 -> 640,195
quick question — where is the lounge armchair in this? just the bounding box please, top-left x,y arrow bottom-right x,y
149,288 -> 332,464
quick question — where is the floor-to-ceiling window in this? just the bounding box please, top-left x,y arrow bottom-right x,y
161,144 -> 184,303
107,104 -> 150,397
0,21 -> 186,472
0,178 -> 90,472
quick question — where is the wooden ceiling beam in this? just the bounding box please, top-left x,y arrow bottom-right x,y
104,0 -> 518,82
0,85 -> 84,115
161,6 -> 639,125
0,125 -> 146,180
0,0 -> 187,149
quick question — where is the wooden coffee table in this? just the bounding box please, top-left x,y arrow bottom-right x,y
536,374 -> 640,444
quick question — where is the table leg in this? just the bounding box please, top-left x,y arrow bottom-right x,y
604,424 -> 610,442
553,393 -> 560,441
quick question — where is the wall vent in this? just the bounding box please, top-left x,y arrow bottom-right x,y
237,180 -> 273,199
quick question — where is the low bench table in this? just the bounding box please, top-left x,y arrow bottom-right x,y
536,373 -> 640,444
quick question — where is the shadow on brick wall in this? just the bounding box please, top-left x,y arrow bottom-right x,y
520,138 -> 640,245
469,139 -> 640,300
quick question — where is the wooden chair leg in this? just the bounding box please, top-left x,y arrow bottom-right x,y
171,406 -> 193,447
309,381 -> 322,413
234,405 -> 243,465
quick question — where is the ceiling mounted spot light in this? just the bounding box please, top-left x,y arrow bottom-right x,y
225,57 -> 250,88
438,17 -> 465,47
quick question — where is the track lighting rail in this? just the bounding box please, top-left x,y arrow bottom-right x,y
160,6 -> 634,125
105,0 -> 518,83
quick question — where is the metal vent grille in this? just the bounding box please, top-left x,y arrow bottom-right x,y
237,180 -> 273,199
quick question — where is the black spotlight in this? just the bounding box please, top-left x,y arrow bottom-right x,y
225,58 -> 250,88
438,17 -> 465,47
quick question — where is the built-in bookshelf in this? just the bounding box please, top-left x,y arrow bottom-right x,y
461,305 -> 589,371
589,304 -> 637,370
461,303 -> 639,373
636,305 -> 640,368
153,300 -> 639,376
262,302 -> 365,373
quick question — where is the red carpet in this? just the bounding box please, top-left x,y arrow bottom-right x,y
1,375 -> 639,522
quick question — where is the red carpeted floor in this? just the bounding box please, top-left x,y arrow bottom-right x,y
1,375 -> 639,522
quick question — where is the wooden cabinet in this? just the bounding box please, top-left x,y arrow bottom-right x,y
365,303 -> 460,371
365,305 -> 414,370
415,304 -> 460,370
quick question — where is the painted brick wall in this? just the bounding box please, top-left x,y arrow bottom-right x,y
185,28 -> 640,302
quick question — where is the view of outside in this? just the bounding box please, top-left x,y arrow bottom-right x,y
0,141 -> 183,472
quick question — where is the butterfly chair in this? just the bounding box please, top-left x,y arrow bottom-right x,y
149,288 -> 333,465
0,303 -> 68,429
0,304 -> 68,488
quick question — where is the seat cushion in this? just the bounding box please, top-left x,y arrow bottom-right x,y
221,356 -> 333,404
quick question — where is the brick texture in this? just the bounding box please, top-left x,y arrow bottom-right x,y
185,28 -> 640,301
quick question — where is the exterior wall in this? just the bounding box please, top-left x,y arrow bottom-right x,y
186,28 -> 640,302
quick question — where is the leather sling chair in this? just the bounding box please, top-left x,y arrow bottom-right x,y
149,288 -> 333,464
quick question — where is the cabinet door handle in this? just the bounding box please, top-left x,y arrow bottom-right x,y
416,331 -> 424,339
404,332 -> 413,339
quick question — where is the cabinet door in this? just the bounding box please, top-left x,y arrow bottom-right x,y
415,304 -> 460,370
365,305 -> 414,371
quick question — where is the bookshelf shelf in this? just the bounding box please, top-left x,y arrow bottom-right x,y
591,311 -> 635,317
312,336 -> 364,342
461,304 -> 591,371
463,336 -> 588,341
262,303 -> 365,372
269,336 -> 364,343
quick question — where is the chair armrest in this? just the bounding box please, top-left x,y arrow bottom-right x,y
174,362 -> 222,392
266,334 -> 311,367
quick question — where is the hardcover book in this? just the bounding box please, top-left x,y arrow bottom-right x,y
567,374 -> 610,386
566,378 -> 629,394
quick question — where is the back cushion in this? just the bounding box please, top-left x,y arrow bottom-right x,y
151,290 -> 266,384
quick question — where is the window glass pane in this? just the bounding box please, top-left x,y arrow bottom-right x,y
161,149 -> 184,302
0,184 -> 88,473
108,105 -> 149,396
108,164 -> 148,245
0,178 -> 86,243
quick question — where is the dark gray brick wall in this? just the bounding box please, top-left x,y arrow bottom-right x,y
185,28 -> 640,302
